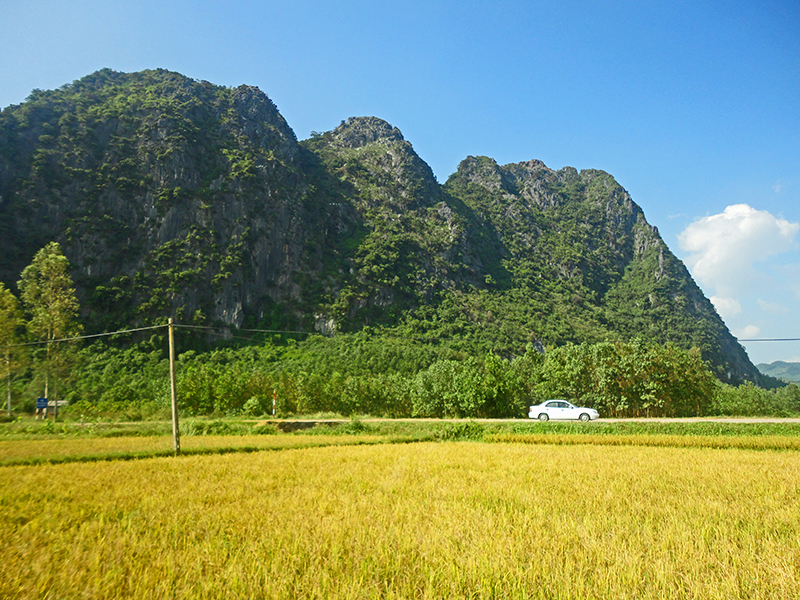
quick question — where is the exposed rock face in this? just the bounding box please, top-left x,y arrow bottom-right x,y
0,69 -> 759,381
0,69 -> 329,330
319,116 -> 442,210
301,117 -> 507,324
444,156 -> 758,381
328,116 -> 404,148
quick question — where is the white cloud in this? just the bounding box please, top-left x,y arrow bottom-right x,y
773,180 -> 786,194
757,299 -> 790,314
735,324 -> 761,339
710,296 -> 741,318
678,204 -> 799,297
777,264 -> 800,300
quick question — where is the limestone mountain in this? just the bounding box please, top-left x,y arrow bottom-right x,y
0,68 -> 758,381
0,69 -> 372,334
441,157 -> 755,380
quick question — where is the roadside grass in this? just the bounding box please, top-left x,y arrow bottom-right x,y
2,442 -> 800,599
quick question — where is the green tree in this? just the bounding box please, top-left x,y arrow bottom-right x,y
18,242 -> 82,415
411,358 -> 486,417
0,283 -> 26,415
536,340 -> 717,417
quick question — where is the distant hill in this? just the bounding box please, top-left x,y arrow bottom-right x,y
0,68 -> 759,382
757,361 -> 800,383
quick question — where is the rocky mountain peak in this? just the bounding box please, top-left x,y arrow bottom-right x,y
229,84 -> 297,158
329,116 -> 404,149
308,116 -> 441,210
519,159 -> 549,171
451,156 -> 508,192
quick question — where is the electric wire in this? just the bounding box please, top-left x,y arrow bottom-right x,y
737,338 -> 800,342
174,324 -> 315,336
0,324 -> 168,350
3,322 -> 798,351
172,323 -> 318,344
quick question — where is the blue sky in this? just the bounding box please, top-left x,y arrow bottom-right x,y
2,0 -> 799,365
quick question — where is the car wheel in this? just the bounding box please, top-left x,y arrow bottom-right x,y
538,413 -> 549,422
579,413 -> 590,422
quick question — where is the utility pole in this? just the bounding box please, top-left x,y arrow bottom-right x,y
168,318 -> 180,454
5,350 -> 10,417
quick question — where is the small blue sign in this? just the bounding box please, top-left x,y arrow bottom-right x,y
36,398 -> 48,409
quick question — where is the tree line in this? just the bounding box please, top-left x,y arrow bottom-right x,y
60,339 -> 799,420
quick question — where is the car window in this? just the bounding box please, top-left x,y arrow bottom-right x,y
546,401 -> 559,407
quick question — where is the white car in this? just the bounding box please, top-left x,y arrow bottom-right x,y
528,400 -> 599,422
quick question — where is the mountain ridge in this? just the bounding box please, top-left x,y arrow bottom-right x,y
758,361 -> 800,383
0,68 -> 759,382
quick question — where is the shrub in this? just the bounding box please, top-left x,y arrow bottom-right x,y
434,421 -> 485,441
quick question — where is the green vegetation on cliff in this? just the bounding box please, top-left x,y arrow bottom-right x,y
0,242 -> 792,420
0,69 -> 759,386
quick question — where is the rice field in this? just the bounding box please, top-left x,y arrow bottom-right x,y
0,434 -> 388,466
2,440 -> 800,599
488,432 -> 800,451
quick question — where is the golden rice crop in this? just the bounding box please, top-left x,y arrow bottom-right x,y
0,435 -> 386,466
2,442 -> 800,599
488,432 -> 800,451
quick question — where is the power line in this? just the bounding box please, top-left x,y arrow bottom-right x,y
9,321 -> 789,350
0,324 -> 168,350
738,338 -> 800,342
173,323 -> 320,344
172,328 -> 276,344
172,324 -> 457,344
174,324 -> 317,336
